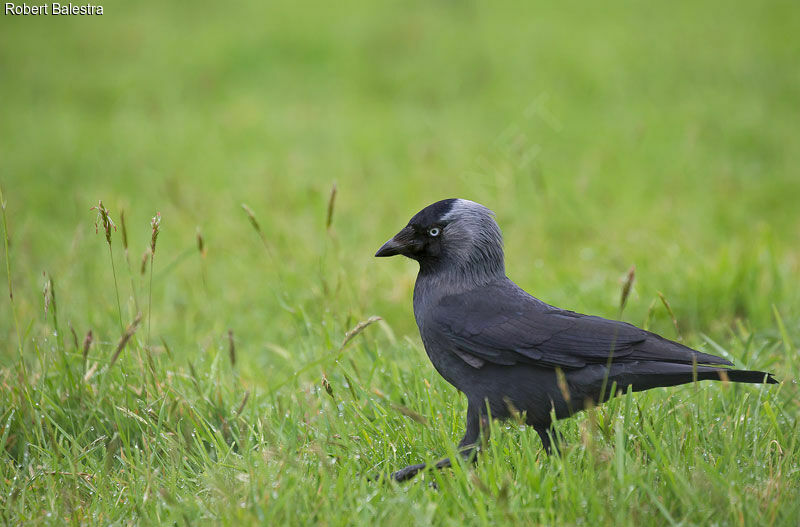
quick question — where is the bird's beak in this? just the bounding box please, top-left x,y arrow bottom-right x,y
375,226 -> 417,257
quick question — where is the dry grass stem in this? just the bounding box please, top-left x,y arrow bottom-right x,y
119,209 -> 139,311
0,185 -> 24,375
657,291 -> 682,341
147,213 -> 161,348
340,316 -> 382,351
236,391 -> 250,415
91,200 -> 123,330
110,313 -> 142,368
371,388 -> 428,424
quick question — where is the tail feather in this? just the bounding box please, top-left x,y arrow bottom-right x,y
723,369 -> 778,385
606,362 -> 778,394
630,333 -> 735,367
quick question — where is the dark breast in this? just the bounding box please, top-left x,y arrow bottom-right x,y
413,278 -> 476,392
417,325 -> 478,391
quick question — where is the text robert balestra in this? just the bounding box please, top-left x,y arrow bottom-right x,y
5,3 -> 104,15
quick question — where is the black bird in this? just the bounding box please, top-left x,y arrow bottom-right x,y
375,198 -> 777,482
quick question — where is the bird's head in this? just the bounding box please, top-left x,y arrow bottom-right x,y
375,199 -> 505,281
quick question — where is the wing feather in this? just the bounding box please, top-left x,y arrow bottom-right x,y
432,279 -> 732,370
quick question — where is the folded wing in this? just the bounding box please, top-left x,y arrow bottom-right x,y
433,279 -> 733,370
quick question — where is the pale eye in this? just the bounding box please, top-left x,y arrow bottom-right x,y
428,227 -> 441,237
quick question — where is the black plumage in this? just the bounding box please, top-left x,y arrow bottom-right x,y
375,199 -> 777,482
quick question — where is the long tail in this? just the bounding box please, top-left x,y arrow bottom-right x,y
606,361 -> 778,394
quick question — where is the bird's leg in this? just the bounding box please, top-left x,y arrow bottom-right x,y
535,425 -> 562,455
430,399 -> 488,470
387,400 -> 487,482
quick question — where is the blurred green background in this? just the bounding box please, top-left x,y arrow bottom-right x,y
3,0 -> 800,337
1,0 -> 799,524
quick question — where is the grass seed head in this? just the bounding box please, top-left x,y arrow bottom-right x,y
555,367 -> 571,402
120,209 -> 129,251
326,182 -> 337,230
322,374 -> 334,398
150,212 -> 161,255
619,264 -> 635,314
69,322 -> 79,350
340,316 -> 382,351
241,203 -> 262,234
503,396 -> 524,424
42,272 -> 51,317
227,329 -> 236,367
241,203 -> 275,255
91,200 -> 116,245
657,291 -> 682,340
389,402 -> 428,425
160,336 -> 173,359
196,227 -> 206,257
41,272 -> 57,321
82,329 -> 93,360
110,313 -> 142,367
140,248 -> 151,275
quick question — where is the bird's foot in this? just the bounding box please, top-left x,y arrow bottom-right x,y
367,463 -> 428,483
390,463 -> 427,482
371,457 -> 454,483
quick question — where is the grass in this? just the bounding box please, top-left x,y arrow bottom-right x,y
1,0 -> 799,524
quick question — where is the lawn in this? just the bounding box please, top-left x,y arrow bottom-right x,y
1,0 -> 799,524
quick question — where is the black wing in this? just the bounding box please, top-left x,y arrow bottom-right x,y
432,279 -> 732,370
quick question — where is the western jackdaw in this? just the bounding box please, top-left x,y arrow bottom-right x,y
375,198 -> 777,482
